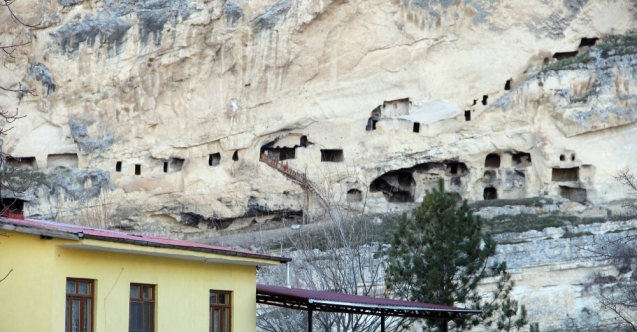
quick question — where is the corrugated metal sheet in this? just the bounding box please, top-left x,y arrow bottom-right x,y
257,284 -> 480,313
1,217 -> 290,263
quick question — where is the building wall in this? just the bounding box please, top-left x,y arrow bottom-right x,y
0,231 -> 259,332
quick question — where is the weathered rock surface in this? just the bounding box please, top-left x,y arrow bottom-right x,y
3,1 -> 637,327
252,215 -> 637,331
2,0 -> 637,235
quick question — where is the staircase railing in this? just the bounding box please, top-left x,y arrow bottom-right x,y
260,154 -> 330,210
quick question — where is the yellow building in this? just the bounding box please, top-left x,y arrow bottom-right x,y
0,217 -> 289,332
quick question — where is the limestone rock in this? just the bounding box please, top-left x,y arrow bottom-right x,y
1,0 -> 637,240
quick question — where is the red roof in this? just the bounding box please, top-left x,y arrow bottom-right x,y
257,284 -> 480,318
0,217 -> 290,263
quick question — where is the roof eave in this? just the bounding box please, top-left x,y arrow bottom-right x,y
80,233 -> 291,264
309,299 -> 482,314
0,222 -> 80,240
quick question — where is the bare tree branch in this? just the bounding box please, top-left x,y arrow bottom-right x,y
0,0 -> 42,28
615,168 -> 637,198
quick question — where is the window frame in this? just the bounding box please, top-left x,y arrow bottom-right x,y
66,278 -> 94,332
129,283 -> 156,332
209,290 -> 232,332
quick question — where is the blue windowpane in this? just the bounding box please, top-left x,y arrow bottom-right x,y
78,282 -> 90,295
223,308 -> 229,332
130,302 -> 143,332
143,302 -> 154,332
142,286 -> 152,300
66,280 -> 75,294
213,309 -> 220,332
72,299 -> 80,332
130,285 -> 140,299
65,298 -> 69,331
84,299 -> 91,332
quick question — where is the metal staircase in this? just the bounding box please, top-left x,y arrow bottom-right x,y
260,154 -> 330,210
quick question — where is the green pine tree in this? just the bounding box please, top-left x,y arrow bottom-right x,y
384,179 -> 531,331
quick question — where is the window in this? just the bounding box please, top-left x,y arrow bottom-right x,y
209,153 -> 221,166
210,291 -> 231,332
66,278 -> 93,332
320,149 -> 344,162
135,164 -> 141,175
116,161 -> 122,172
130,284 -> 155,332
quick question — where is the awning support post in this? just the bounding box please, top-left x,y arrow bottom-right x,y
308,309 -> 313,332
381,315 -> 386,332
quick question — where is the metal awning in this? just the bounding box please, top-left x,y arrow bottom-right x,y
257,284 -> 481,332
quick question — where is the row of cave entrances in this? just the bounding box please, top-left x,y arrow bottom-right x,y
482,152 -> 532,200
362,152 -> 583,203
113,151 -> 239,176
368,162 -> 468,203
364,38 -> 600,134
6,153 -> 80,170
260,136 -> 345,163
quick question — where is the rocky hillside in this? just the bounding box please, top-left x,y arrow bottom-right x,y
1,0 -> 637,237
3,0 -> 637,329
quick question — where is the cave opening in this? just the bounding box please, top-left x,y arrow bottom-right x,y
278,148 -> 296,160
413,122 -> 420,133
553,51 -> 578,61
483,187 -> 497,200
387,191 -> 413,203
8,157 -> 37,170
209,153 -> 220,166
232,150 -> 239,161
512,152 -> 532,167
485,154 -> 501,168
163,162 -> 168,173
559,186 -> 587,203
169,158 -> 185,171
504,79 -> 512,91
552,167 -> 579,181
135,164 -> 141,175
321,149 -> 344,162
47,153 -> 79,168
116,161 -> 122,172
448,163 -> 458,175
370,178 -> 391,193
300,136 -> 308,147
1,197 -> 25,218
347,189 -> 363,203
560,154 -> 566,161
579,37 -> 598,48
370,171 -> 415,203
464,110 -> 471,121
366,106 -> 382,131
571,154 -> 576,161
482,95 -> 488,106
396,172 -> 414,187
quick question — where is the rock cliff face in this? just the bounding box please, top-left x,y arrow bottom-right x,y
3,0 -> 637,328
0,2 -> 636,222
3,0 -> 637,235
